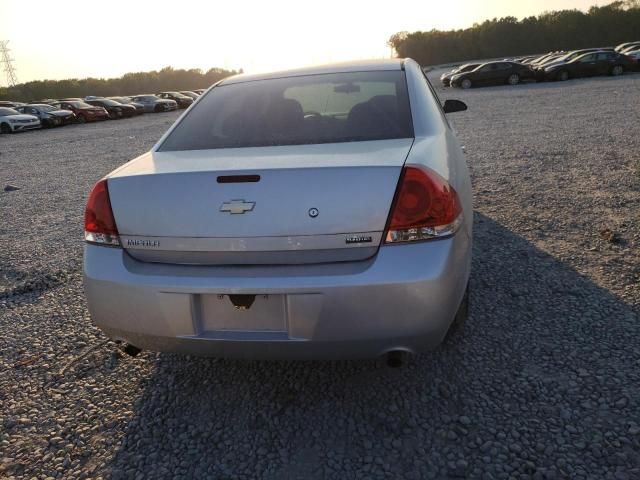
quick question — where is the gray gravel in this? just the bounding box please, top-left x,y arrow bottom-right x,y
1,73 -> 639,479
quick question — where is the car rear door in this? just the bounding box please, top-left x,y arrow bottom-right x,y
26,106 -> 41,119
575,53 -> 598,77
595,52 -> 614,75
473,64 -> 494,85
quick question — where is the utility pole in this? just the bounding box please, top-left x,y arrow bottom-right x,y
0,41 -> 19,87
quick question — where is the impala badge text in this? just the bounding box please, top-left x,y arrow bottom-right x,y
127,239 -> 160,247
345,235 -> 373,244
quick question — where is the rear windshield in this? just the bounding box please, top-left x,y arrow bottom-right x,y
159,70 -> 413,151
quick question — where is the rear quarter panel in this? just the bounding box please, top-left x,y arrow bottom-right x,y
403,59 -> 473,240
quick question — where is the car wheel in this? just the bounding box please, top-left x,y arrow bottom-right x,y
507,73 -> 520,85
557,70 -> 569,81
0,122 -> 11,134
443,283 -> 469,345
611,65 -> 624,76
76,115 -> 86,124
154,105 -> 163,113
460,78 -> 472,89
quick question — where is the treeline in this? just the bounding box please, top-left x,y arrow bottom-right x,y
0,66 -> 240,102
389,1 -> 640,66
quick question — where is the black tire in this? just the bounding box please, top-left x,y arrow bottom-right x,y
460,78 -> 472,89
557,70 -> 569,82
444,284 -> 469,345
611,65 -> 624,76
76,115 -> 86,124
154,104 -> 163,113
1,122 -> 12,134
507,73 -> 520,85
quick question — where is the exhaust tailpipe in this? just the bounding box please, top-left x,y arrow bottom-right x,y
386,350 -> 409,368
122,344 -> 142,357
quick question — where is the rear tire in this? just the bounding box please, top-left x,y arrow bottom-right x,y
611,65 -> 624,76
507,73 -> 520,85
1,122 -> 12,134
557,70 -> 569,82
460,78 -> 472,89
444,284 -> 469,345
76,115 -> 86,124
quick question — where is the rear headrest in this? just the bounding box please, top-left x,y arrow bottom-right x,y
221,97 -> 304,142
267,98 -> 304,134
346,95 -> 400,138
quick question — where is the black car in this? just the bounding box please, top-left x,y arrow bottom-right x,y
85,99 -> 137,119
534,48 -> 615,77
440,63 -> 480,87
179,91 -> 199,100
450,61 -> 535,89
156,92 -> 194,109
16,104 -> 75,127
542,51 -> 633,81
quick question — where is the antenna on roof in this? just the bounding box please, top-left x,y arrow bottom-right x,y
0,40 -> 19,87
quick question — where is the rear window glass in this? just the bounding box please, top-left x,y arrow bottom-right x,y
158,70 -> 413,151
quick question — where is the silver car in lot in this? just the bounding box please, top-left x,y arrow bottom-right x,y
130,94 -> 178,113
83,59 -> 472,362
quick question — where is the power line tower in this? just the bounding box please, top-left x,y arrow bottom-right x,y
0,41 -> 19,87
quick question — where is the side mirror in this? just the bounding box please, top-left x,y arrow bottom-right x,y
443,99 -> 467,114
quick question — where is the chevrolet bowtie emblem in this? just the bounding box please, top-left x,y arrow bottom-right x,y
220,199 -> 255,214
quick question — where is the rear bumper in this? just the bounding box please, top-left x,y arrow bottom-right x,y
83,232 -> 471,360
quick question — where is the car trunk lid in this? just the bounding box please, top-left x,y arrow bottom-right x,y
107,139 -> 413,265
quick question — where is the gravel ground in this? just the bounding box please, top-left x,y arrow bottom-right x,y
1,72 -> 639,479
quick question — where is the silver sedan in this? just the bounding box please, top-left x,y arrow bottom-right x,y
130,94 -> 177,113
83,59 -> 472,363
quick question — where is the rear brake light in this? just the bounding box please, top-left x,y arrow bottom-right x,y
384,166 -> 462,243
84,179 -> 120,246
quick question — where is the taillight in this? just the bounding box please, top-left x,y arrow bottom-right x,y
84,179 -> 120,247
384,165 -> 462,243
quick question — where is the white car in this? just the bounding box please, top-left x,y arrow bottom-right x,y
0,107 -> 41,133
624,49 -> 640,61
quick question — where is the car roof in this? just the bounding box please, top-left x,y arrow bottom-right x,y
479,60 -> 512,66
220,59 -> 406,85
570,51 -> 609,60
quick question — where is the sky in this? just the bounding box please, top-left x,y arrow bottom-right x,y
0,0 -> 604,84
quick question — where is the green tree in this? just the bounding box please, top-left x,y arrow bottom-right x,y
0,66 -> 239,102
388,1 -> 640,66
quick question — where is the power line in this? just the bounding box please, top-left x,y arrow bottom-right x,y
0,40 -> 19,87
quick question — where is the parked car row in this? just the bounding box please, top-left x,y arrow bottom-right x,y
0,89 -> 206,133
440,41 -> 640,89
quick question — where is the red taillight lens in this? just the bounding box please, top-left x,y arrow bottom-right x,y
384,165 -> 462,243
84,179 -> 120,246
